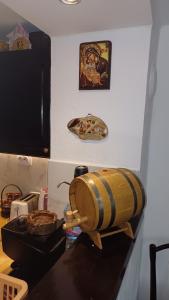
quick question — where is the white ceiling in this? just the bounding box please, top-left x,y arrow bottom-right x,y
0,2 -> 24,27
0,2 -> 38,38
0,0 -> 152,37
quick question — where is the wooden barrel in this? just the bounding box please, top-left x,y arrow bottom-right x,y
69,168 -> 146,232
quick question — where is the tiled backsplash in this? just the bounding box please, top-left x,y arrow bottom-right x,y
0,153 -> 48,196
0,155 -> 139,219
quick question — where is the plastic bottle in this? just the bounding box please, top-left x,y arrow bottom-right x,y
62,166 -> 88,249
64,203 -> 81,249
38,187 -> 48,210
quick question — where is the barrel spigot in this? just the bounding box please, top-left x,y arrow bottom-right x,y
63,212 -> 88,230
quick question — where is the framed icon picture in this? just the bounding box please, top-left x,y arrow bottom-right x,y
79,40 -> 112,90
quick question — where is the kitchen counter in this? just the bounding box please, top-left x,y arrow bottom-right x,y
25,214 -> 143,300
0,213 -> 13,274
0,242 -> 13,274
0,213 -> 9,230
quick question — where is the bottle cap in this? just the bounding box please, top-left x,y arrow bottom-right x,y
74,165 -> 88,178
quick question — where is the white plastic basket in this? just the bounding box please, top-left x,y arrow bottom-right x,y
0,273 -> 28,300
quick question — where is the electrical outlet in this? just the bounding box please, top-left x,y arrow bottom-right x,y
17,155 -> 32,166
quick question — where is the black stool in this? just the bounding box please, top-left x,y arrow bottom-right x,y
150,243 -> 169,300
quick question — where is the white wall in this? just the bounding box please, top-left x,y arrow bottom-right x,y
140,25 -> 160,186
138,25 -> 169,300
51,26 -> 151,170
144,26 -> 169,240
117,224 -> 143,300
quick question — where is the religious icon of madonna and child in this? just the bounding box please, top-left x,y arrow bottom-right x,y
79,40 -> 112,90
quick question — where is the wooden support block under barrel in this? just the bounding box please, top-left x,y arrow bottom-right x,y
87,222 -> 134,250
63,168 -> 146,249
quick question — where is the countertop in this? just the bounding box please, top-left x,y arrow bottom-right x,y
0,213 -> 13,274
26,214 -> 143,300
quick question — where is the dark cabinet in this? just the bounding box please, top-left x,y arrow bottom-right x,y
0,31 -> 51,158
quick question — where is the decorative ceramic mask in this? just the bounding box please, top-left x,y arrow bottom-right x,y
67,114 -> 108,140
